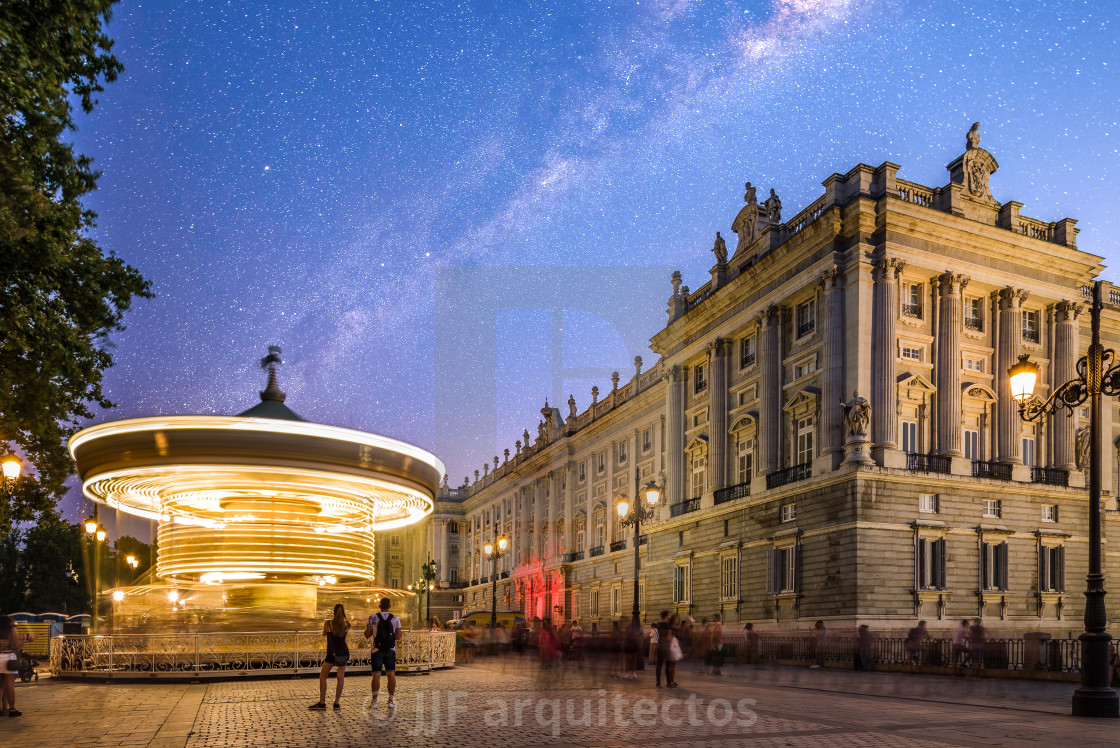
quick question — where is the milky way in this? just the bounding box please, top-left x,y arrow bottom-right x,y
66,0 -> 1119,534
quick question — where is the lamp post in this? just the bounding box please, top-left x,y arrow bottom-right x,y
616,467 -> 661,628
1008,279 -> 1119,718
484,535 -> 508,628
83,508 -> 107,635
420,558 -> 437,625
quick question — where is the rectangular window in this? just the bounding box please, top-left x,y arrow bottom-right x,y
901,346 -> 923,362
595,517 -> 605,547
737,437 -> 754,485
767,546 -> 798,594
1022,437 -> 1036,468
965,297 -> 983,331
721,556 -> 738,601
902,283 -> 922,317
390,576 -> 401,589
1039,545 -> 1065,593
794,358 -> 817,379
579,463 -> 586,482
597,452 -> 605,473
695,363 -> 707,394
797,299 -> 816,337
390,535 -> 401,548
1022,309 -> 1041,344
964,429 -> 979,461
964,358 -> 984,372
740,336 -> 756,368
450,569 -> 459,584
981,541 -> 1009,591
983,499 -> 1001,519
1042,504 -> 1058,523
796,416 -> 815,465
919,493 -> 939,514
638,580 -> 645,611
673,565 -> 690,603
902,421 -> 918,454
779,503 -> 796,523
611,587 -> 621,616
618,443 -> 627,464
916,537 -> 947,590
691,455 -> 706,499
642,429 -> 652,452
590,589 -> 600,618
449,522 -> 459,534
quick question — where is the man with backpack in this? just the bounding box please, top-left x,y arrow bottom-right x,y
364,597 -> 402,709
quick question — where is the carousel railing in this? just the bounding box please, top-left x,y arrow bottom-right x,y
50,629 -> 456,679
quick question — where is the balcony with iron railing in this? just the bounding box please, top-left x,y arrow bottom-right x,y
740,352 -> 756,368
588,545 -> 605,558
964,317 -> 983,331
796,320 -> 815,338
669,498 -> 701,517
566,551 -> 585,562
901,303 -> 922,318
1023,328 -> 1040,344
609,539 -> 627,552
906,453 -> 951,474
714,482 -> 751,505
1032,467 -> 1070,487
766,462 -> 812,490
972,460 -> 1013,481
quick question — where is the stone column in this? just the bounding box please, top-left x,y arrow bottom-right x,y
820,266 -> 845,465
708,337 -> 729,491
564,463 -> 576,554
760,306 -> 782,474
665,365 -> 687,502
1052,300 -> 1081,470
997,287 -> 1028,463
871,258 -> 903,457
551,471 -> 563,560
935,272 -> 969,456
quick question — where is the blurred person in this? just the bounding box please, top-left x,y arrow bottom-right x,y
743,622 -> 760,665
952,619 -> 971,673
855,624 -> 873,672
969,619 -> 985,674
309,604 -> 350,711
906,621 -> 929,668
710,614 -> 724,675
622,620 -> 641,679
808,620 -> 827,669
0,614 -> 32,717
665,614 -> 684,687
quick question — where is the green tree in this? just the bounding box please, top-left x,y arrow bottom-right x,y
0,527 -> 25,613
21,516 -> 88,614
0,0 -> 152,528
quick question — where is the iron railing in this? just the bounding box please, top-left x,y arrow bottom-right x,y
1031,467 -> 1070,487
50,630 -> 456,679
566,551 -> 584,562
972,460 -> 1013,480
609,539 -> 627,552
669,498 -> 701,517
797,320 -> 815,338
901,303 -> 922,318
588,545 -> 605,557
766,463 -> 812,490
965,317 -> 983,331
714,482 -> 751,505
907,453 -> 951,474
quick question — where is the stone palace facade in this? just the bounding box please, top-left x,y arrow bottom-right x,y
412,126 -> 1120,634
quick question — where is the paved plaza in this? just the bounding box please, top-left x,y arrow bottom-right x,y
2,657 -> 1117,747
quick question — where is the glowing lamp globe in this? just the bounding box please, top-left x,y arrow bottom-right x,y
1008,354 -> 1039,402
616,500 -> 630,518
1,456 -> 21,480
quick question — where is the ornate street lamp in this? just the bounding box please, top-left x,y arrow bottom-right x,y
484,536 -> 508,629
1,455 -> 22,481
83,508 -> 106,634
1009,280 -> 1119,718
617,467 -> 661,628
420,558 -> 437,625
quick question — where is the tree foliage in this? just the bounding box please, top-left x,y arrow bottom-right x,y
1,0 -> 152,527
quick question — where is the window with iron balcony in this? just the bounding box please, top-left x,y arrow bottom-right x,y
740,336 -> 756,369
796,299 -> 815,337
1022,309 -> 1040,344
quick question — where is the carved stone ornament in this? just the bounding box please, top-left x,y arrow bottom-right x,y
1077,426 -> 1091,470
732,182 -> 761,251
872,256 -> 904,282
841,392 -> 872,440
960,123 -> 998,201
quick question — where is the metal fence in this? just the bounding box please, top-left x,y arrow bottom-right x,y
50,630 -> 456,679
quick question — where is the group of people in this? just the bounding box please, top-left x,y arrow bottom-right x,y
308,597 -> 401,712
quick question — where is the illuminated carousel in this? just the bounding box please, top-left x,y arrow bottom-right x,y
68,347 -> 442,633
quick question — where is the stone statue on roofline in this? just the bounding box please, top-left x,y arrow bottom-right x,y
732,181 -> 761,251
966,122 -> 981,150
765,188 -> 782,224
712,232 -> 727,264
842,392 -> 871,440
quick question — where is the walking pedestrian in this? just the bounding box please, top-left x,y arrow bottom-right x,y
310,604 -> 350,711
952,619 -> 970,673
0,614 -> 30,717
699,618 -> 712,674
622,619 -> 641,679
364,597 -> 402,709
808,620 -> 827,669
654,610 -> 672,687
969,618 -> 985,674
905,620 -> 929,668
665,614 -> 684,687
855,624 -> 873,671
710,614 -> 724,675
743,622 -> 759,665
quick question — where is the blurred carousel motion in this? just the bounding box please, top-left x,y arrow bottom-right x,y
60,348 -> 450,676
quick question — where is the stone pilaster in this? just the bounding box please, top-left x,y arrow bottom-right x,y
564,462 -> 576,554
665,365 -> 687,502
820,265 -> 845,464
997,287 -> 1029,463
759,306 -> 782,475
708,337 -> 729,491
871,257 -> 904,456
935,272 -> 969,456
1052,300 -> 1081,470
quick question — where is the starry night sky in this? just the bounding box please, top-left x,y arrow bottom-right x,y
65,0 -> 1119,536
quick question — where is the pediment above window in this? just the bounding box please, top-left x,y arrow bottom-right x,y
729,413 -> 757,434
782,388 -> 820,414
963,382 -> 996,400
684,435 -> 709,454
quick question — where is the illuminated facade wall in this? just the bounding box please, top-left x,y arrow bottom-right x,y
427,132 -> 1120,633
